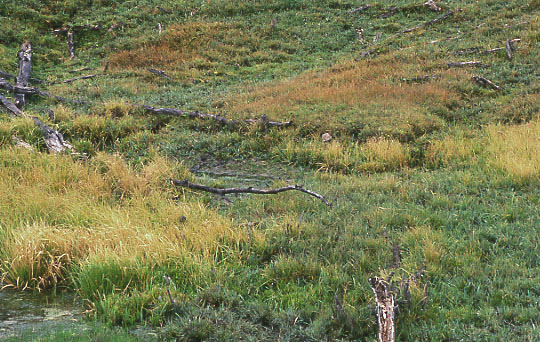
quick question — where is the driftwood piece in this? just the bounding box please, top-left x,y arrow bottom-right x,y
0,78 -> 87,105
447,61 -> 488,68
143,105 -> 292,128
472,75 -> 502,91
148,68 -> 172,79
67,31 -> 75,59
15,42 -> 32,107
172,180 -> 331,206
62,74 -> 97,84
505,39 -> 514,59
369,277 -> 396,342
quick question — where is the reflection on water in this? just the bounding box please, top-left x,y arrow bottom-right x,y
0,287 -> 82,338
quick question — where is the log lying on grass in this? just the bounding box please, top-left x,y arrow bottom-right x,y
143,105 -> 292,128
0,93 -> 73,153
172,180 -> 331,206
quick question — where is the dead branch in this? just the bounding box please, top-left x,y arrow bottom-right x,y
148,68 -> 173,79
0,69 -> 44,84
67,31 -> 75,59
447,61 -> 488,68
0,93 -> 73,153
472,75 -> 502,91
0,77 -> 87,104
399,10 -> 454,34
15,42 -> 32,107
62,74 -> 98,84
423,0 -> 441,12
52,24 -> 101,35
172,180 -> 331,206
369,277 -> 396,342
157,6 -> 172,14
349,5 -> 373,14
142,105 -> 292,128
69,67 -> 90,73
392,243 -> 401,268
505,39 -> 514,59
401,75 -> 438,83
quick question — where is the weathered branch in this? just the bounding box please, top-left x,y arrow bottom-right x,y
0,93 -> 73,153
399,10 -> 454,34
62,74 -> 98,84
349,5 -> 372,14
369,277 -> 396,342
447,61 -> 488,68
148,68 -> 172,79
0,69 -> 44,84
52,24 -> 101,35
172,180 -> 331,206
142,105 -> 292,128
0,77 -> 87,104
15,42 -> 32,107
401,75 -> 438,83
472,75 -> 502,91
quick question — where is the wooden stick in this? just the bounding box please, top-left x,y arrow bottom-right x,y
472,75 -> 502,91
0,69 -> 44,84
505,39 -> 514,59
369,277 -> 396,342
15,42 -> 32,107
172,180 -> 331,206
142,105 -> 292,128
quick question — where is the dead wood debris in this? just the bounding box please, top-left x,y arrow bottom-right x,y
399,10 -> 454,34
15,42 -> 32,108
142,105 -> 292,128
349,5 -> 373,14
401,75 -> 438,83
62,74 -> 98,84
447,61 -> 488,68
369,277 -> 396,342
148,68 -> 173,79
67,31 -> 75,59
0,77 -> 86,104
472,75 -> 502,91
172,180 -> 331,206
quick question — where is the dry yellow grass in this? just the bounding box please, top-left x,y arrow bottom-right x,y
486,120 -> 540,182
0,149 -> 254,290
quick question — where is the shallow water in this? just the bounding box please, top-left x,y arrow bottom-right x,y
0,287 -> 82,338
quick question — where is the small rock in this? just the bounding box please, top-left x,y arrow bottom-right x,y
322,132 -> 332,143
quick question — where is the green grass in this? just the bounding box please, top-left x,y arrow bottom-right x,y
1,0 -> 540,341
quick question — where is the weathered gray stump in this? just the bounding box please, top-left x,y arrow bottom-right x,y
15,42 -> 32,108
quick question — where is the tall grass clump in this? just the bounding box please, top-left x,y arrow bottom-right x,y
486,120 -> 540,183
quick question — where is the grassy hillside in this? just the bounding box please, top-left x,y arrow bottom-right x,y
1,0 -> 539,340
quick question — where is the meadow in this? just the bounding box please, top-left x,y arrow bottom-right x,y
0,0 -> 539,340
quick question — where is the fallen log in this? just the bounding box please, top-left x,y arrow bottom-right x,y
472,75 -> 502,91
15,42 -> 32,107
172,180 -> 331,206
369,277 -> 396,342
0,93 -> 73,153
0,69 -> 45,84
142,105 -> 292,128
